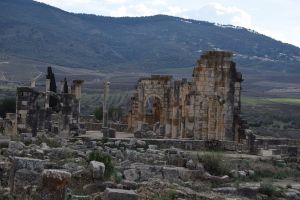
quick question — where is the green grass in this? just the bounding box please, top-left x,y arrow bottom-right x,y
268,98 -> 300,105
197,152 -> 229,176
242,96 -> 300,106
259,181 -> 283,198
155,190 -> 177,200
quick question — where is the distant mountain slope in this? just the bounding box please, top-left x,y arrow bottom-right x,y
0,0 -> 300,73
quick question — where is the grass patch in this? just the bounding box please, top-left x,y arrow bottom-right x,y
268,98 -> 300,105
112,170 -> 123,184
242,96 -> 300,106
259,181 -> 283,198
197,152 -> 229,176
155,190 -> 177,200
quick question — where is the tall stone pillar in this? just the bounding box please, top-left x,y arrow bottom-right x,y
72,80 -> 84,132
60,80 -> 64,93
31,79 -> 36,88
73,80 -> 84,99
103,81 -> 110,128
45,78 -> 50,109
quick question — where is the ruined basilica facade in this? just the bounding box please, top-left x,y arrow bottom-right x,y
128,51 -> 245,142
16,67 -> 84,137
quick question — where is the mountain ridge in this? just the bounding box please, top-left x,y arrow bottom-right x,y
0,0 -> 300,74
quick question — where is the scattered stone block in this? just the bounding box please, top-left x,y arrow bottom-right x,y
108,128 -> 116,138
89,161 -> 105,180
72,195 -> 92,200
20,132 -> 32,144
8,141 -> 25,151
36,169 -> 71,200
9,157 -> 44,199
213,187 -> 237,194
148,145 -> 158,150
104,188 -> 138,200
123,169 -> 139,182
0,138 -> 9,148
103,128 -> 116,138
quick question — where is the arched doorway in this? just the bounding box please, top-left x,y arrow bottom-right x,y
145,96 -> 162,124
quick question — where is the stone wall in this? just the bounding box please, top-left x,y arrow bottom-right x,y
102,138 -> 248,152
128,51 -> 245,142
81,122 -> 128,132
14,67 -> 83,137
248,134 -> 300,158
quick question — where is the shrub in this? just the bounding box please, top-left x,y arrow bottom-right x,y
101,137 -> 109,144
0,98 -> 16,118
252,162 -> 288,180
197,152 -> 229,176
259,181 -> 282,197
112,170 -> 123,184
89,151 -> 114,178
155,190 -> 176,200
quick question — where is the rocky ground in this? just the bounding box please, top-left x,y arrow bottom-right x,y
1,133 -> 300,200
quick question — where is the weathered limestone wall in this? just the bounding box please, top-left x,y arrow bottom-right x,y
15,68 -> 83,137
128,51 -> 244,142
16,87 -> 43,136
188,51 -> 243,141
135,75 -> 172,133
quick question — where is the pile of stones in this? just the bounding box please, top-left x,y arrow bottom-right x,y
0,133 -> 299,200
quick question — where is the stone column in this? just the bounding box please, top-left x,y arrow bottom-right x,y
45,78 -> 50,109
72,80 -> 84,134
72,80 -> 84,113
60,80 -> 64,93
103,81 -> 110,128
31,79 -> 36,88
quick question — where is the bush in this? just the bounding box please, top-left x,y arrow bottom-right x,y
88,151 -> 114,178
101,137 -> 109,144
112,170 -> 123,184
94,107 -> 123,121
0,98 -> 15,118
197,152 -> 229,176
259,181 -> 282,197
155,190 -> 176,200
252,162 -> 288,180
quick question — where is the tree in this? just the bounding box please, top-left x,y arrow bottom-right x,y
94,106 -> 123,122
0,98 -> 16,118
94,107 -> 103,121
46,66 -> 58,108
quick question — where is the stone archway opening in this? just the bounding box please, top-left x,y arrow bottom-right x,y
145,96 -> 162,125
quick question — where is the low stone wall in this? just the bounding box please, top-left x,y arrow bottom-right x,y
81,122 -> 128,132
255,138 -> 300,149
81,123 -> 102,131
105,138 -> 248,152
251,136 -> 300,158
110,123 -> 128,132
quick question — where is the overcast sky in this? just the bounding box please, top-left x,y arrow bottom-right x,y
35,0 -> 300,47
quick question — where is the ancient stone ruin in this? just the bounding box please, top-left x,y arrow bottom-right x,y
16,67 -> 84,137
1,51 -> 300,200
128,51 -> 245,142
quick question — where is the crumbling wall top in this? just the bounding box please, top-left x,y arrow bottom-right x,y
17,87 -> 40,94
197,51 -> 234,67
73,80 -> 84,85
138,75 -> 173,83
201,51 -> 233,59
